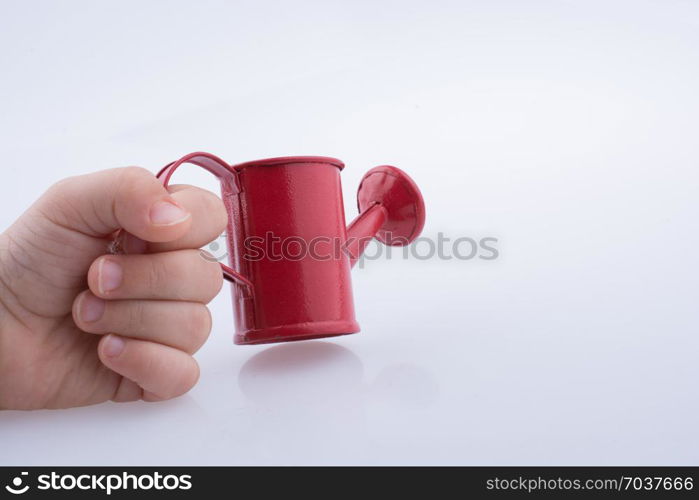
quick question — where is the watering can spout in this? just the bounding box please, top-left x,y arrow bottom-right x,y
346,165 -> 426,268
346,202 -> 388,267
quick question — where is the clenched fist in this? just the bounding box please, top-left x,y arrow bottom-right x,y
0,167 -> 227,409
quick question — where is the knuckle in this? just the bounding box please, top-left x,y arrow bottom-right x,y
41,175 -> 84,221
114,166 -> 156,202
145,256 -> 167,296
187,305 -> 211,351
116,166 -> 153,183
47,175 -> 78,196
184,250 -> 223,302
202,258 -> 224,301
161,360 -> 199,400
183,360 -> 200,392
204,192 -> 228,233
127,301 -> 148,336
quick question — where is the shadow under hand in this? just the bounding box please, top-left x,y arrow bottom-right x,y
238,341 -> 364,407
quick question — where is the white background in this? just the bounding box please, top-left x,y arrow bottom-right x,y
1,0 -> 698,465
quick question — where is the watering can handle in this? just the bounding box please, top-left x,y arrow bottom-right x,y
155,152 -> 254,293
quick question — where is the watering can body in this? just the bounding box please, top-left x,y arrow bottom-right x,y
226,156 -> 358,344
157,153 -> 425,345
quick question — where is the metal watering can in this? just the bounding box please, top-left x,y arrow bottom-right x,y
158,152 -> 425,345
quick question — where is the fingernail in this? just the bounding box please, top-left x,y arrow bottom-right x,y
103,335 -> 125,358
149,200 -> 190,226
80,294 -> 105,322
98,259 -> 123,294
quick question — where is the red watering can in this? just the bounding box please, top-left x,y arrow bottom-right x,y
157,152 -> 425,345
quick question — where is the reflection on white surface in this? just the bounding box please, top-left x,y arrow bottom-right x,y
234,343 -> 441,463
237,342 -> 367,463
239,342 -> 364,405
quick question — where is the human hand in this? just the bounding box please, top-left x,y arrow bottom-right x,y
0,167 -> 227,409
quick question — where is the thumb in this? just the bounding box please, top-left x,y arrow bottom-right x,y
41,166 -> 192,243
